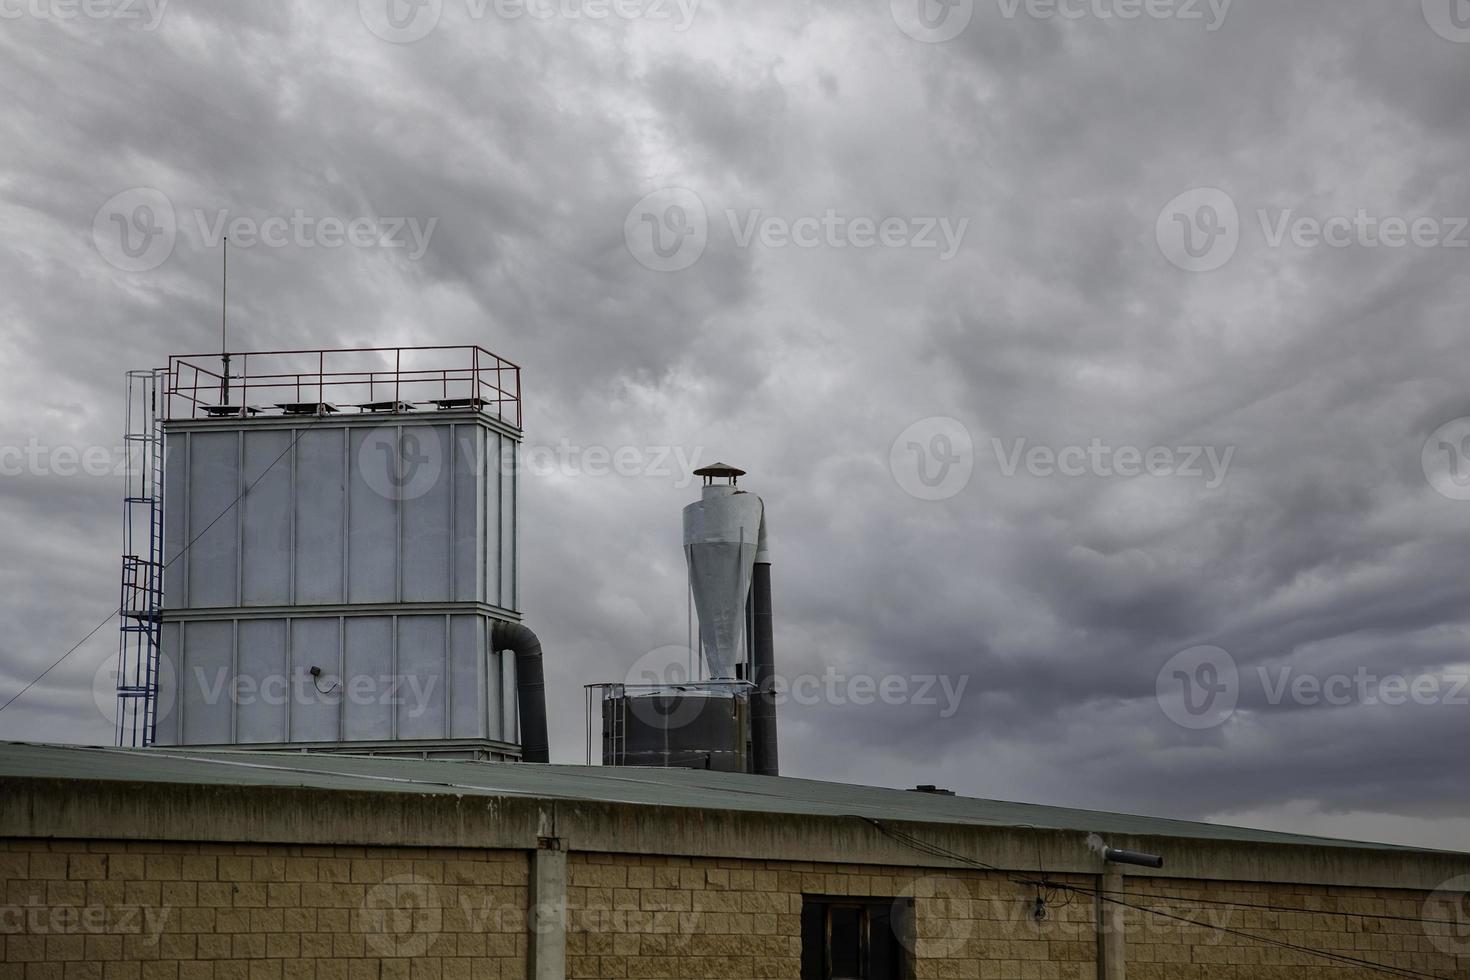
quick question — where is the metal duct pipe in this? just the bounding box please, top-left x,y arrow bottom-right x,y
750,560 -> 779,777
1087,833 -> 1164,869
492,620 -> 549,764
1101,847 -> 1164,870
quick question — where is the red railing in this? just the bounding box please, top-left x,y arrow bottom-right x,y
164,346 -> 522,428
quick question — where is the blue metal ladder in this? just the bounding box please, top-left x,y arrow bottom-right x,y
116,368 -> 166,747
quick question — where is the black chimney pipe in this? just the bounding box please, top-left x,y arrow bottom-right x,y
750,560 -> 780,776
492,620 -> 549,764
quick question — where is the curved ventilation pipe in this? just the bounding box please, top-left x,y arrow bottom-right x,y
492,620 -> 549,764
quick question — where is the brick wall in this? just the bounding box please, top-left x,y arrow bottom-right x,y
4,839 -> 1467,980
1119,878 -> 1469,979
566,853 -> 1469,980
564,853 -> 1098,979
0,839 -> 527,980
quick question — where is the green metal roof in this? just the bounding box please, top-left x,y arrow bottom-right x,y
0,741 -> 1434,855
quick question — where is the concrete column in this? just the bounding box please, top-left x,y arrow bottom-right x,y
530,838 -> 566,980
1098,869 -> 1125,980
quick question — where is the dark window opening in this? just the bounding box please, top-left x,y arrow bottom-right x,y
801,895 -> 914,980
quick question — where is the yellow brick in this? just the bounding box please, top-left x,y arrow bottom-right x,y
282,859 -> 317,883
143,857 -> 180,882
178,858 -> 216,882
28,855 -> 67,880
195,935 -> 230,960
66,855 -> 108,881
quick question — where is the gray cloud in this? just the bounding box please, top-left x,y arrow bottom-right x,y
2,0 -> 1469,852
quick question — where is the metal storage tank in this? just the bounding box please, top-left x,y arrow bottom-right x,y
682,470 -> 764,681
601,687 -> 749,772
146,346 -> 529,760
589,461 -> 779,776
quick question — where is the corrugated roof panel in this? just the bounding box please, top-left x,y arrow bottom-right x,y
0,741 -> 1435,854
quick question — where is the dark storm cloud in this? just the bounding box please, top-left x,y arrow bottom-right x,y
2,0 -> 1469,849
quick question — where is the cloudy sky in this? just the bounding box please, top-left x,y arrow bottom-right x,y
3,0 -> 1470,851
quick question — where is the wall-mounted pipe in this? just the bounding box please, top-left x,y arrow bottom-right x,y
1087,833 -> 1164,869
492,620 -> 549,764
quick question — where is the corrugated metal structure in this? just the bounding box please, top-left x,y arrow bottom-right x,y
0,741 -> 1441,852
147,347 -> 528,760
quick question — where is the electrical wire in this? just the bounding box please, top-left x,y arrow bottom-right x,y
863,818 -> 1460,980
0,416 -> 319,719
865,818 -> 1466,926
885,832 -> 1450,980
1089,892 -> 1449,980
1092,885 -> 1465,927
0,615 -> 117,716
1027,828 -> 1074,916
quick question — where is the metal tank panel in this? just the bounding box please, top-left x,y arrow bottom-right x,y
154,612 -> 519,748
156,409 -> 521,757
163,417 -> 517,613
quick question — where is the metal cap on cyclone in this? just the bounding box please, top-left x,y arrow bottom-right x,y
693,462 -> 746,484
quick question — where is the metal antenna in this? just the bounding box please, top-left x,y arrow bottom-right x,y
220,237 -> 231,406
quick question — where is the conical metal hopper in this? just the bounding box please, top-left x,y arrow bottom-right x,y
682,483 -> 764,680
